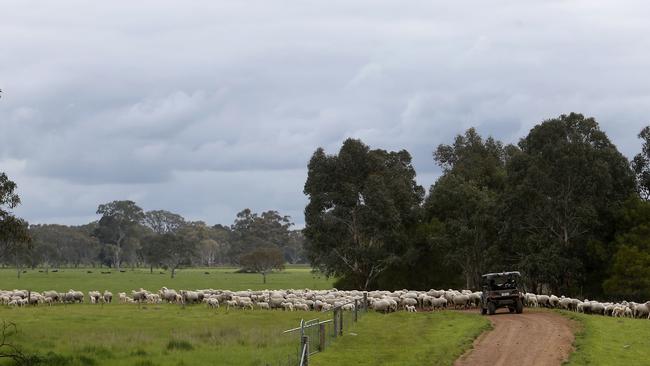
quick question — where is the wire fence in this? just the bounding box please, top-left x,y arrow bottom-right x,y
265,293 -> 369,366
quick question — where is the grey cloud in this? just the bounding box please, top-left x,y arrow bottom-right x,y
1,0 -> 650,225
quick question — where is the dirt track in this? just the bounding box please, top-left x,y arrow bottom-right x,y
454,310 -> 575,366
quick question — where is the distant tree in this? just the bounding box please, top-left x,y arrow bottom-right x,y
304,139 -> 424,290
94,200 -> 145,270
502,113 -> 635,296
29,224 -> 100,269
0,172 -> 31,277
425,128 -> 508,289
162,222 -> 205,278
283,230 -> 306,264
229,209 -> 293,261
197,239 -> 222,267
0,217 -> 31,278
631,126 -> 650,200
239,247 -> 285,284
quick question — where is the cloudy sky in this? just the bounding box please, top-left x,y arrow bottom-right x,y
1,1 -> 650,227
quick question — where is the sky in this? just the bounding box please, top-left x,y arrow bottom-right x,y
1,0 -> 650,227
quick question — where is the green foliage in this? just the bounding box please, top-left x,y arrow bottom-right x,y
304,139 -> 424,290
29,224 -> 99,268
603,197 -> 650,300
425,128 -> 508,289
94,200 -> 145,270
631,126 -> 650,200
0,172 -> 31,273
502,113 -> 635,295
228,209 -> 301,263
239,247 -> 285,275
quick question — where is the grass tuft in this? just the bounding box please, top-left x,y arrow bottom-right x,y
166,339 -> 194,351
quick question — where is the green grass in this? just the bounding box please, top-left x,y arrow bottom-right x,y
310,311 -> 491,366
0,305 -> 310,366
0,265 -> 333,294
561,311 -> 650,366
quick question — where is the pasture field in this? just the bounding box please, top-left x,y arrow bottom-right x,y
0,305 -> 490,366
310,311 -> 491,366
0,265 -> 334,294
0,305 -> 307,366
562,311 -> 650,366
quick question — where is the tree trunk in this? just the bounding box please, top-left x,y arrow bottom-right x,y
150,264 -> 153,274
15,254 -> 20,279
171,267 -> 176,279
262,272 -> 266,284
114,250 -> 120,271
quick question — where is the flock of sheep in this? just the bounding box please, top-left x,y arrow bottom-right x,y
1,287 -> 649,319
523,293 -> 650,319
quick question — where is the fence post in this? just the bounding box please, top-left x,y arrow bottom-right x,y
354,299 -> 358,322
338,308 -> 344,336
301,335 -> 309,366
319,322 -> 326,351
333,308 -> 339,338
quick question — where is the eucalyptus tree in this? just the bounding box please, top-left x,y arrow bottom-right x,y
502,113 -> 635,295
304,138 -> 424,290
425,128 -> 509,289
94,200 -> 145,270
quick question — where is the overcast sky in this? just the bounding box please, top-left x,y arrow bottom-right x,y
1,1 -> 650,227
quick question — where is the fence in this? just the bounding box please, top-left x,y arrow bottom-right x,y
266,293 -> 369,366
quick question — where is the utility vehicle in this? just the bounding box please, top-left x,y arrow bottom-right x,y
479,271 -> 524,315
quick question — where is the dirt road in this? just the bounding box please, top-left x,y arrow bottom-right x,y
454,310 -> 575,366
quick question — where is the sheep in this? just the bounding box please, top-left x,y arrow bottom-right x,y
431,297 -> 447,311
131,289 -> 148,303
451,294 -> 470,309
88,291 -> 101,304
590,302 -> 605,315
118,292 -> 128,303
400,297 -> 418,309
206,298 -> 219,309
43,291 -> 60,302
372,299 -> 392,313
257,302 -> 270,310
405,305 -> 417,312
536,295 -> 550,308
159,287 -> 179,303
633,303 -> 649,319
225,300 -> 238,310
103,291 -> 113,304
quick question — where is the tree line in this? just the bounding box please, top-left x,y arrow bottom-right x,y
0,195 -> 303,277
304,113 -> 650,301
2,112 -> 649,298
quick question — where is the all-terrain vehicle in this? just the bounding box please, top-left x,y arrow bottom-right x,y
480,271 -> 524,315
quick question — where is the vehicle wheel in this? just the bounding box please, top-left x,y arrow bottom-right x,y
481,307 -> 487,315
487,302 -> 496,315
515,299 -> 524,314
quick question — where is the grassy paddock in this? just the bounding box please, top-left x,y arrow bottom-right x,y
561,311 -> 650,366
0,265 -> 334,294
0,305 -> 309,366
310,311 -> 491,366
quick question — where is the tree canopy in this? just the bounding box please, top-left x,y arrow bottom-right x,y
304,138 -> 424,290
